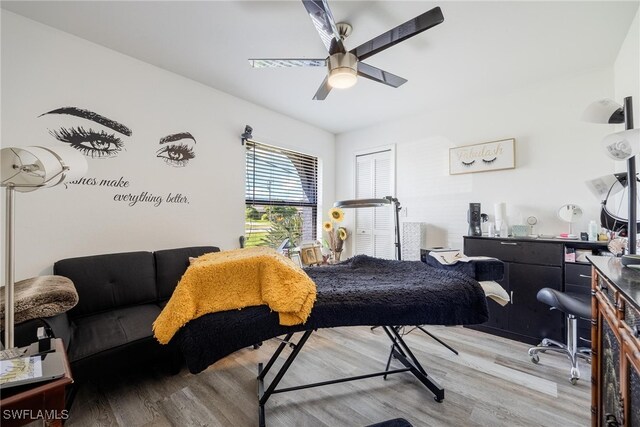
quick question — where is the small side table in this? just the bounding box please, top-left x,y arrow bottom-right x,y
0,338 -> 73,427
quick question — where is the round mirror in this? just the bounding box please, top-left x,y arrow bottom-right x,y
557,204 -> 583,223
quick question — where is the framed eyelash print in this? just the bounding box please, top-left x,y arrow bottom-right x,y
449,138 -> 515,175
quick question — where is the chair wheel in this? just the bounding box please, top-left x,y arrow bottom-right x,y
570,377 -> 578,385
531,355 -> 540,364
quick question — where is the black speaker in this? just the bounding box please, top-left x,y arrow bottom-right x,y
468,203 -> 482,236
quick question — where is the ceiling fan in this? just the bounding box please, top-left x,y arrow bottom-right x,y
248,0 -> 444,100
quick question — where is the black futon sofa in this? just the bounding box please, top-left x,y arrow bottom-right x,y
15,245 -> 219,382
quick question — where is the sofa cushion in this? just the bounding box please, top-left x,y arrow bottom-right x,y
54,251 -> 156,318
68,304 -> 161,363
155,246 -> 219,301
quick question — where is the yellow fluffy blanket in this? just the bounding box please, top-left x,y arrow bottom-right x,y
153,247 -> 317,344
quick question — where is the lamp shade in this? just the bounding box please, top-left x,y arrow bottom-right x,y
1,146 -> 88,192
582,98 -> 625,124
586,173 -> 626,199
601,129 -> 640,161
327,52 -> 358,89
586,172 -> 640,234
334,198 -> 391,208
328,68 -> 357,89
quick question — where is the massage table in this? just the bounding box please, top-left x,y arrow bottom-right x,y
171,254 -> 503,426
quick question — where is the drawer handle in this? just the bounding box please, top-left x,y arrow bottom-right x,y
599,281 -> 608,292
510,291 -> 514,304
500,242 -> 518,246
634,325 -> 640,339
579,274 -> 592,279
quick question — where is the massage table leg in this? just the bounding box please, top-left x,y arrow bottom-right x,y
256,327 -> 444,426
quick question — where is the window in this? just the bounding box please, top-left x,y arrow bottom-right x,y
245,141 -> 318,249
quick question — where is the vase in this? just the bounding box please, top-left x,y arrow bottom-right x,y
331,250 -> 342,264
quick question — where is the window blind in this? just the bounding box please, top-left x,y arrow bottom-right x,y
245,141 -> 318,207
245,141 -> 318,245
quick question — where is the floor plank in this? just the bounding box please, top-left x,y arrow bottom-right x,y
66,326 -> 590,426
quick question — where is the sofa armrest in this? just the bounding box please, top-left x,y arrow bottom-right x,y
12,312 -> 72,352
42,312 -> 73,350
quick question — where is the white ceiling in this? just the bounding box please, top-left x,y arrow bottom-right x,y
2,1 -> 637,134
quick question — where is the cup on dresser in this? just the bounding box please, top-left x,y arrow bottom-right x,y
488,222 -> 496,237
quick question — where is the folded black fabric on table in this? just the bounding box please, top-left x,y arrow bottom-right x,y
424,255 -> 505,281
174,255 -> 489,374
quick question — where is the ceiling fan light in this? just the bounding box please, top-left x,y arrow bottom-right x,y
328,67 -> 357,89
327,52 -> 358,89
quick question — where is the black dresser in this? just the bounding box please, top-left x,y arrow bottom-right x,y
464,236 -> 607,345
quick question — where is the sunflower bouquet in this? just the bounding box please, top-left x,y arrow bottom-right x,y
323,207 -> 348,263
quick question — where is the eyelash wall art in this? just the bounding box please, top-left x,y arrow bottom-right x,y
461,160 -> 475,167
49,126 -> 124,158
156,142 -> 195,167
482,157 -> 497,164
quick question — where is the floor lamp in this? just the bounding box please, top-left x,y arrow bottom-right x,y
583,96 -> 638,257
1,146 -> 87,349
333,196 -> 402,260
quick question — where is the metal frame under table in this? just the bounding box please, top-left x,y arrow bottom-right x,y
256,326 -> 444,427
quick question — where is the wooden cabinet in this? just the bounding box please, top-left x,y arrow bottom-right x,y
590,256 -> 640,427
464,236 -> 606,345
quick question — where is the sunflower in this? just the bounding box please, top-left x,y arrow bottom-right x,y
338,227 -> 348,241
323,221 -> 333,232
329,208 -> 345,223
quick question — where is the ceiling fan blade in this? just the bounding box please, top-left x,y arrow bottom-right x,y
350,6 -> 444,61
301,0 -> 346,55
249,59 -> 327,68
312,76 -> 332,100
357,62 -> 407,88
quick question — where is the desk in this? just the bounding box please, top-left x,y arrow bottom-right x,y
0,339 -> 73,427
464,236 -> 607,344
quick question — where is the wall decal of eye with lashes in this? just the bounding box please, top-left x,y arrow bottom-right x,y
49,126 -> 124,158
482,157 -> 497,164
157,132 -> 196,167
461,160 -> 475,167
40,106 -> 132,159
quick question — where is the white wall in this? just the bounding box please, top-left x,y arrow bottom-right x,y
1,12 -> 335,279
336,67 -> 619,253
614,8 -> 639,127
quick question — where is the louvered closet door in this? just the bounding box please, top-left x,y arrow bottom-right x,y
354,150 -> 394,259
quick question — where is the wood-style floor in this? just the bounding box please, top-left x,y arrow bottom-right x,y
67,326 -> 590,426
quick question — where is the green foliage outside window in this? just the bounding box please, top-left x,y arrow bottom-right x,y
245,205 -> 302,249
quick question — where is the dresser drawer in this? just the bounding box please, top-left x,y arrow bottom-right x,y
597,275 -> 617,310
464,238 -> 563,266
624,301 -> 640,338
565,263 -> 592,288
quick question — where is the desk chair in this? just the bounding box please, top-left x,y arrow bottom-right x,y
528,288 -> 592,384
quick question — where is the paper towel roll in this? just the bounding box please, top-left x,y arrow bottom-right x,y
494,202 -> 506,222
494,202 -> 507,233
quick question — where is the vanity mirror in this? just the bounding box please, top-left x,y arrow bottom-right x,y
557,204 -> 582,238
